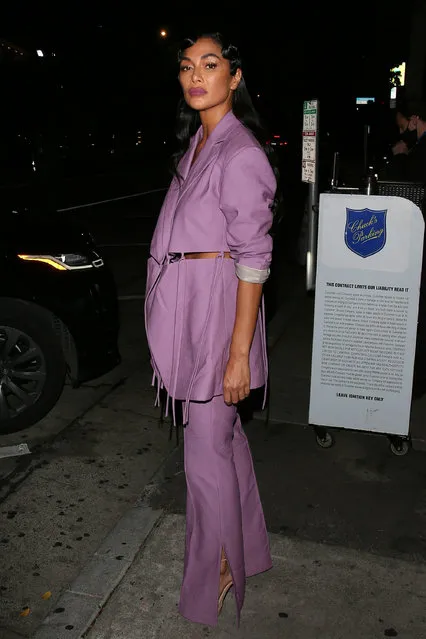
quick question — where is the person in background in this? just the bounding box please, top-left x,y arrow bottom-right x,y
385,104 -> 419,179
404,101 -> 426,184
395,101 -> 426,398
394,107 -> 418,151
389,101 -> 426,183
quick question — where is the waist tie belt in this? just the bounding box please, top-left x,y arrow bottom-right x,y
184,251 -> 231,260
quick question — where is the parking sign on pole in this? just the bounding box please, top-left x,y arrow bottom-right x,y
302,99 -> 319,292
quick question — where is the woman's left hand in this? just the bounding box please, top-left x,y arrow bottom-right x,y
223,355 -> 251,405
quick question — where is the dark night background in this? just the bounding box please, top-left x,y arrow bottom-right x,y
0,0 -> 417,189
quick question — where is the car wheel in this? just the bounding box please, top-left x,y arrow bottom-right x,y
0,300 -> 66,435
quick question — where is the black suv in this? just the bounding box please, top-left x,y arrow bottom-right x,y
1,207 -> 120,434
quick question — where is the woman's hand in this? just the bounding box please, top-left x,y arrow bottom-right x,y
223,354 -> 250,405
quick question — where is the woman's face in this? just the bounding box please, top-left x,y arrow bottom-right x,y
178,37 -> 241,113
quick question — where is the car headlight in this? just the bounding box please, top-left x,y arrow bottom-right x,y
17,253 -> 103,271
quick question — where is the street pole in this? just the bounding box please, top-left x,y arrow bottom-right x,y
330,151 -> 339,190
363,124 -> 370,175
302,99 -> 320,293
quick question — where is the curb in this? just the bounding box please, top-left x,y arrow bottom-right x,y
31,505 -> 164,639
30,440 -> 184,639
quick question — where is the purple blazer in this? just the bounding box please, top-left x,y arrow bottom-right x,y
145,111 -> 276,423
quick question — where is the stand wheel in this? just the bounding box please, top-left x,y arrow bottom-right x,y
315,430 -> 334,449
389,437 -> 411,456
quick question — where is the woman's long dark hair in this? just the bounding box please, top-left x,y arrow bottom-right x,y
171,32 -> 282,217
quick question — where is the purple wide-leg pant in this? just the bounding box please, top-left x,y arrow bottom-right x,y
178,395 -> 272,627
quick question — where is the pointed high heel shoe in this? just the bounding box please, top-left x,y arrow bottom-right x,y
218,580 -> 233,615
218,558 -> 233,615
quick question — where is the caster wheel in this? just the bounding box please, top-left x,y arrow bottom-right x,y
389,439 -> 410,456
316,431 -> 334,449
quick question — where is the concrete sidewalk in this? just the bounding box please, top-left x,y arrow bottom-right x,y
51,512 -> 426,639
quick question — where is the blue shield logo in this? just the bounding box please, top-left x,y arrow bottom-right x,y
344,208 -> 387,258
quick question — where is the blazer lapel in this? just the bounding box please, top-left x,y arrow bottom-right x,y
178,111 -> 240,202
177,130 -> 202,183
154,111 -> 241,259
151,133 -> 201,261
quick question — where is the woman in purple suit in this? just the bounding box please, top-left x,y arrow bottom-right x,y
145,32 -> 279,626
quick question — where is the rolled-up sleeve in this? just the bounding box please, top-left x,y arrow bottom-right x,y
219,146 -> 276,283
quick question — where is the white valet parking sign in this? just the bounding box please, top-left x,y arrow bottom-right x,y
309,193 -> 424,436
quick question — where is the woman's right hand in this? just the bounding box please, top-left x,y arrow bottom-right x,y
223,354 -> 251,405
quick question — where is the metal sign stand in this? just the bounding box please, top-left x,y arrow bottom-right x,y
309,192 -> 424,456
302,99 -> 320,292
